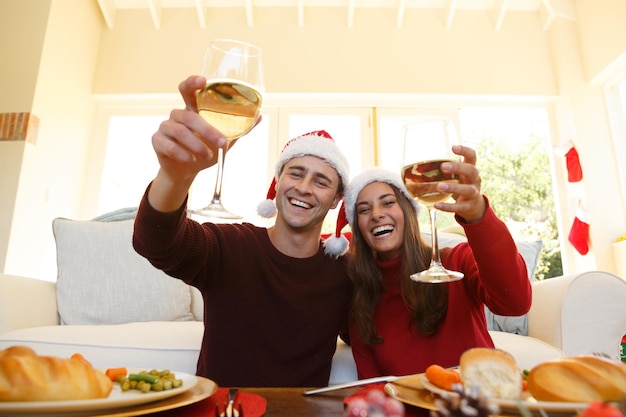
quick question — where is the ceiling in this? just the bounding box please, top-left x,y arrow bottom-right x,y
96,0 -> 577,31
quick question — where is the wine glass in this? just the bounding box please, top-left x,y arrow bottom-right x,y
401,120 -> 464,283
189,39 -> 264,219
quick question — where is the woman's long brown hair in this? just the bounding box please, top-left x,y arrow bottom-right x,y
348,185 -> 448,344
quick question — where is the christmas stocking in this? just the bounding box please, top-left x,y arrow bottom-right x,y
568,205 -> 591,255
555,140 -> 583,182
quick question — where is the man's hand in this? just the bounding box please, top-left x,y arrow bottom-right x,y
151,75 -> 227,185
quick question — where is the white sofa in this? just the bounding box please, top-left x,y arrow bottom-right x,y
1,215 -> 625,385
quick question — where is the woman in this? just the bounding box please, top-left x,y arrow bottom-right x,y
342,146 -> 531,379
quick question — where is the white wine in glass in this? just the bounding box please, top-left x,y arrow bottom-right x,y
190,39 -> 264,219
401,120 -> 464,283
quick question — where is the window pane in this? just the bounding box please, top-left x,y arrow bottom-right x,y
99,115 -> 163,214
189,115 -> 271,223
459,107 -> 561,279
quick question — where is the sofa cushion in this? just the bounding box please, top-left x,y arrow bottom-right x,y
489,330 -> 563,371
435,232 -> 543,336
53,218 -> 194,325
0,322 -> 203,375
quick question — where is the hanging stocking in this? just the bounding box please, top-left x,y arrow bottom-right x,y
555,140 -> 583,182
568,205 -> 591,255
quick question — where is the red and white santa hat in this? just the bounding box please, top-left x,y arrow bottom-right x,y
324,168 -> 421,257
257,130 -> 350,219
343,168 -> 419,228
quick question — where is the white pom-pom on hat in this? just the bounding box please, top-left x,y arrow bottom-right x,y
256,177 -> 278,218
323,202 -> 350,258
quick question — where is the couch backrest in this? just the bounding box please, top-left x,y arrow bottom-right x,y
561,271 -> 626,359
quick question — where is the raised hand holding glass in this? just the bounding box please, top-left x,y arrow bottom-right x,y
401,120 -> 464,283
190,39 -> 264,219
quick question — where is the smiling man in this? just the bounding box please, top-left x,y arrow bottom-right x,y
133,77 -> 352,388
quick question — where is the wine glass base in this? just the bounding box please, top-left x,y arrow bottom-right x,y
410,268 -> 464,283
188,203 -> 242,220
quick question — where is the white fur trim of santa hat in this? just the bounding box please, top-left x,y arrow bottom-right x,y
257,130 -> 350,218
343,167 -> 420,229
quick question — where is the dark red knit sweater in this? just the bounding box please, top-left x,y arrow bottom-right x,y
133,191 -> 352,387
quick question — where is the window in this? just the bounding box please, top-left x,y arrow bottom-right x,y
93,100 -> 561,276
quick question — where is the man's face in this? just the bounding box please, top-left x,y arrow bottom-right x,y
274,155 -> 342,231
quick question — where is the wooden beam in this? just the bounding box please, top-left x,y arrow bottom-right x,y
493,0 -> 509,32
347,0 -> 355,28
147,0 -> 162,29
444,0 -> 458,30
538,2 -> 554,31
396,0 -> 406,29
549,0 -> 577,21
194,0 -> 206,29
245,0 -> 253,27
97,0 -> 116,29
297,0 -> 304,27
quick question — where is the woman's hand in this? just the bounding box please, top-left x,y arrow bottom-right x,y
434,145 -> 486,223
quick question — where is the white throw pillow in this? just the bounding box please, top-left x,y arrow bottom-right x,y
53,218 -> 194,325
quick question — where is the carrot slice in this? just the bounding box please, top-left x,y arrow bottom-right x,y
70,353 -> 93,367
425,364 -> 462,391
105,367 -> 128,381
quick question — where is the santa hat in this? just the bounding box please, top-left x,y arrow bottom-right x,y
323,168 -> 420,257
257,130 -> 350,218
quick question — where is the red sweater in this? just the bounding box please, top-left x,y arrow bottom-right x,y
349,206 -> 532,379
133,191 -> 352,387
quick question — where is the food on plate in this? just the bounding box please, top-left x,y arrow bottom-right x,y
459,347 -> 522,400
70,352 -> 92,367
574,401 -> 625,417
431,383 -> 500,417
527,355 -> 626,402
113,369 -> 183,393
0,345 -> 112,401
105,367 -> 128,381
425,364 -> 461,391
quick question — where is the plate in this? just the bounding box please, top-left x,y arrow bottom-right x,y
0,369 -> 214,416
385,373 -> 591,416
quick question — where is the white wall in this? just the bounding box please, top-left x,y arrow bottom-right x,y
0,0 -> 50,273
2,0 -> 103,280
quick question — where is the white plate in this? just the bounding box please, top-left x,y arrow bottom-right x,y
419,375 -> 589,414
0,369 -> 198,416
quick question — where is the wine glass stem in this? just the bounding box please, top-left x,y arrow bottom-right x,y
428,206 -> 443,268
210,147 -> 226,205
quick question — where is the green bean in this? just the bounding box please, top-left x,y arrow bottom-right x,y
115,369 -> 182,393
128,373 -> 160,385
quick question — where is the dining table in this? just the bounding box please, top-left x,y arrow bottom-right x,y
144,384 -> 583,417
145,386 -> 361,417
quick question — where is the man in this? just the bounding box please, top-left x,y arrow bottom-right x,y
133,75 -> 352,387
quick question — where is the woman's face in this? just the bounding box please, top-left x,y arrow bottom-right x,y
355,182 -> 405,261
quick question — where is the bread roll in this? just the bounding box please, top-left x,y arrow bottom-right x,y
0,346 -> 113,401
527,355 -> 626,402
459,347 -> 522,400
